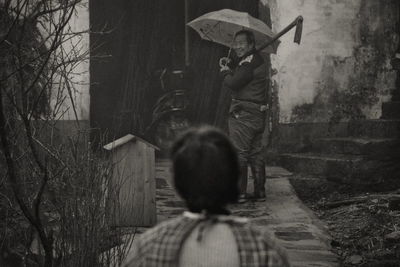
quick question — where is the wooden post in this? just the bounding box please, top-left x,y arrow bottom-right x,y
104,134 -> 158,227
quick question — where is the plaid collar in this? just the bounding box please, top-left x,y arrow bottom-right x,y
123,213 -> 291,267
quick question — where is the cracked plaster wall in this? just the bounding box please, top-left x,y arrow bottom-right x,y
263,0 -> 399,123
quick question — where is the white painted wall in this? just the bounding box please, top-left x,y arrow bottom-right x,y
264,0 -> 398,122
55,1 -> 90,121
68,1 -> 90,121
4,0 -> 90,121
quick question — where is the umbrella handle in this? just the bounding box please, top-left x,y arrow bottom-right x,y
226,47 -> 233,64
219,45 -> 233,68
227,47 -> 232,59
219,57 -> 231,68
221,38 -> 234,67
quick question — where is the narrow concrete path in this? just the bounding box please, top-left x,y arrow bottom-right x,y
153,159 -> 339,267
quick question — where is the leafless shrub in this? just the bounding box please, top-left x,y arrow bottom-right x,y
0,1 -> 134,266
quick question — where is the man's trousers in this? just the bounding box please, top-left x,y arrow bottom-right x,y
228,104 -> 266,197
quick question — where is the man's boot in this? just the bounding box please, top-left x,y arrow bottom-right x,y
250,162 -> 266,201
238,164 -> 248,203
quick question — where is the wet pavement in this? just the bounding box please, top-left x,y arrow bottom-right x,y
147,159 -> 339,267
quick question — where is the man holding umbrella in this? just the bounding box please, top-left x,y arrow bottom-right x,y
188,9 -> 303,203
219,30 -> 268,202
187,9 -> 276,203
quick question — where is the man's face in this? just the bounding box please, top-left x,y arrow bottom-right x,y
233,34 -> 253,58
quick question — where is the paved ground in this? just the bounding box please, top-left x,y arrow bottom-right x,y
142,159 -> 340,267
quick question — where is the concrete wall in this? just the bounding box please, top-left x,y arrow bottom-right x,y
55,1 -> 90,122
66,2 -> 90,121
37,1 -> 90,123
46,2 -> 90,137
4,0 -> 90,122
264,0 -> 399,123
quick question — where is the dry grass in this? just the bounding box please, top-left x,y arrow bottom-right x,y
290,175 -> 400,267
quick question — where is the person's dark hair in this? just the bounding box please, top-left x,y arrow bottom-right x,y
170,126 -> 239,214
234,30 -> 255,47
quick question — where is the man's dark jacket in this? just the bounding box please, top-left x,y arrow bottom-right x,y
222,53 -> 267,105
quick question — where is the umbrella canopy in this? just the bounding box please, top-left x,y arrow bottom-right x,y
187,9 -> 280,54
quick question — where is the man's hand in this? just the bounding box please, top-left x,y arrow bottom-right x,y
220,65 -> 231,72
219,57 -> 231,71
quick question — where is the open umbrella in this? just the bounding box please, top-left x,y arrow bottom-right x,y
187,9 -> 280,54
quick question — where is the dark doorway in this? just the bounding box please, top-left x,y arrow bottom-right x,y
90,0 -> 260,142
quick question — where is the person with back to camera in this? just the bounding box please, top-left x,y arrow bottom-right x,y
220,30 -> 269,203
121,126 -> 291,267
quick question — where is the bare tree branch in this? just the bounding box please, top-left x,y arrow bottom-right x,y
0,0 -> 29,46
0,86 -> 52,266
31,0 -> 81,21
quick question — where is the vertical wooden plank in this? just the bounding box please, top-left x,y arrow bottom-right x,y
142,144 -> 157,226
118,143 -> 130,226
115,144 -> 133,226
127,141 -> 144,226
141,142 -> 149,225
110,145 -> 124,226
110,147 -> 119,226
134,141 -> 145,226
148,145 -> 157,225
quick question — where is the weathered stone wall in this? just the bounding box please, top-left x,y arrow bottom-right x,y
264,0 -> 399,123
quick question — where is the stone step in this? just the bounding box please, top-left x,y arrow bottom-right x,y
280,153 -> 361,177
279,153 -> 399,184
312,137 -> 400,158
276,120 -> 400,155
348,119 -> 400,138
